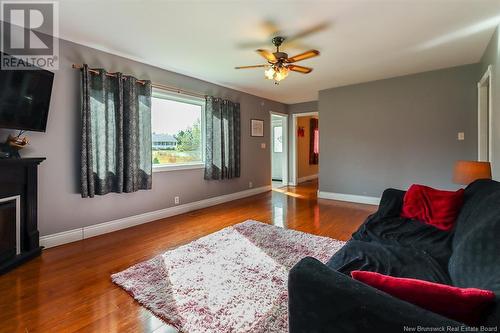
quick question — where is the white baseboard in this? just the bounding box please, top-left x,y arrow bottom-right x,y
318,191 -> 380,205
40,185 -> 271,249
297,174 -> 318,183
39,229 -> 84,249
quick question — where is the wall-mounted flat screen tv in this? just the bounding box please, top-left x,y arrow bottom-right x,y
0,53 -> 54,132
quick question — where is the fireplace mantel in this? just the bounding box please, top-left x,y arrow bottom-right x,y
0,157 -> 45,274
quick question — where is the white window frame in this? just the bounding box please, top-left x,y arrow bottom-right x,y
151,89 -> 205,173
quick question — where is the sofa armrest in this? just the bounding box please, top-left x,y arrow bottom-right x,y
288,257 -> 463,333
376,188 -> 406,219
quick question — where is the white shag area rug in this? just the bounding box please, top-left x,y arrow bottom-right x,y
112,220 -> 345,333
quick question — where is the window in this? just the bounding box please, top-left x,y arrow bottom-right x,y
151,90 -> 204,170
273,126 -> 283,153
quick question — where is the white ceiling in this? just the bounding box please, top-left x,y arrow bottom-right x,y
57,0 -> 500,104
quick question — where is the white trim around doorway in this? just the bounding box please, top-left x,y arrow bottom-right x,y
478,65 -> 493,163
270,111 -> 289,188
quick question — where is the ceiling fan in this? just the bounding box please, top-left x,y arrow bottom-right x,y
235,36 -> 320,84
236,20 -> 329,50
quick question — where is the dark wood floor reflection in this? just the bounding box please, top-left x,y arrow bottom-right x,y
0,180 -> 376,333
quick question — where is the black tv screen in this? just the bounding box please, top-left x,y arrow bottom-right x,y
0,58 -> 54,132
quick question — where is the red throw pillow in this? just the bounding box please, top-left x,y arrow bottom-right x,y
351,270 -> 495,325
400,184 -> 464,231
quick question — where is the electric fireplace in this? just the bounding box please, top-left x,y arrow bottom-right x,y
0,197 -> 19,264
0,158 -> 44,274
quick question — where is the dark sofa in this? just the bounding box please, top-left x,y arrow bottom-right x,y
288,179 -> 500,332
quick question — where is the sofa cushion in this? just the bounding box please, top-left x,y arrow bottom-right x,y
289,257 -> 461,333
401,184 -> 464,231
449,179 -> 500,326
351,270 -> 495,325
331,209 -> 455,284
452,179 -> 500,250
352,216 -> 453,269
327,239 -> 451,284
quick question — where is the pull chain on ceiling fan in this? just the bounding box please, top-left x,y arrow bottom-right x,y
235,36 -> 320,84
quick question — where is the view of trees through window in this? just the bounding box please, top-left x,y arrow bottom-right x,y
151,95 -> 203,166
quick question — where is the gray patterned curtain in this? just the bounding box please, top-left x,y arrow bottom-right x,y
204,96 -> 240,180
80,64 -> 152,198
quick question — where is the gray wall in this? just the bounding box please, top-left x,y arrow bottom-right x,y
480,26 -> 500,179
0,38 -> 286,236
287,101 -> 318,114
318,63 -> 480,197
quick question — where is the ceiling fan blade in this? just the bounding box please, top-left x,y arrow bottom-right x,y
286,22 -> 330,43
236,41 -> 270,49
282,41 -> 316,51
236,20 -> 282,49
237,21 -> 329,50
261,19 -> 282,37
288,65 -> 313,74
286,50 -> 320,63
256,49 -> 277,62
235,65 -> 268,69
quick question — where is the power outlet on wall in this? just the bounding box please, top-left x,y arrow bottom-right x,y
174,196 -> 180,205
249,181 -> 253,189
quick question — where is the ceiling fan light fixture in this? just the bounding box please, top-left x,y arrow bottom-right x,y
275,66 -> 289,81
236,35 -> 319,84
264,67 -> 275,80
264,65 -> 289,83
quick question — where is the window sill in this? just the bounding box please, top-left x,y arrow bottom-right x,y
153,163 -> 205,173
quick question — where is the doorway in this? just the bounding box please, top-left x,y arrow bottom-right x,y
291,112 -> 319,186
478,65 -> 492,162
270,112 -> 288,188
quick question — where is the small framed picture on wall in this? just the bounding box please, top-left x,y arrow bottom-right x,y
251,119 -> 264,137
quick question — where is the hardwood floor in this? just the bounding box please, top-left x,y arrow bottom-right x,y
0,180 -> 377,333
